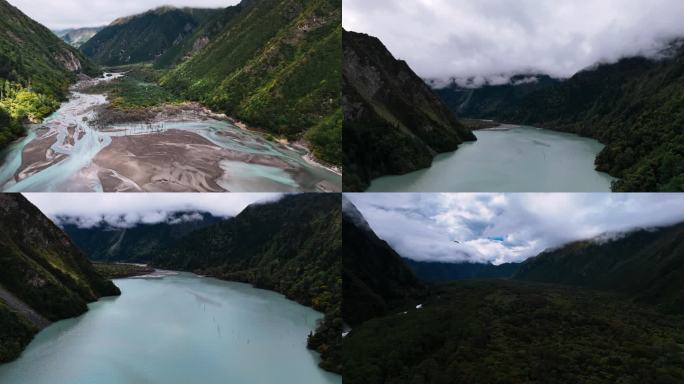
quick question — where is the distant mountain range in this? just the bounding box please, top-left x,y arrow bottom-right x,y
0,195 -> 119,363
53,27 -> 103,48
58,211 -> 223,262
342,201 -> 684,383
403,258 -> 520,283
342,30 -> 476,191
434,41 -> 684,191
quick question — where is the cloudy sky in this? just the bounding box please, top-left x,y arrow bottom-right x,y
346,193 -> 684,265
7,0 -> 238,30
344,0 -> 684,83
25,193 -> 281,228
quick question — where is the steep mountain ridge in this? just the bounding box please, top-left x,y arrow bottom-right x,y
342,197 -> 423,326
343,30 -> 476,191
0,194 -> 119,362
80,7 -> 222,66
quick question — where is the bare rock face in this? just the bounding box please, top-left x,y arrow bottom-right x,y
55,49 -> 82,72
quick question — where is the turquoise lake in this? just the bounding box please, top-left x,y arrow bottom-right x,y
0,273 -> 341,384
368,125 -> 616,192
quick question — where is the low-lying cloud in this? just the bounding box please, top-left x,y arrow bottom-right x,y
343,0 -> 684,81
345,193 -> 684,265
7,0 -> 239,30
25,193 -> 281,228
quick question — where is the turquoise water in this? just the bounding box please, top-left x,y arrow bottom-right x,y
368,126 -> 615,192
0,273 -> 341,384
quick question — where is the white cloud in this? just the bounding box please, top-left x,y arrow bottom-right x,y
24,193 -> 281,227
345,193 -> 684,265
343,0 -> 684,80
7,0 -> 239,29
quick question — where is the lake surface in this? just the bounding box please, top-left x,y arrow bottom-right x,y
0,73 -> 341,192
0,273 -> 341,384
368,125 -> 615,192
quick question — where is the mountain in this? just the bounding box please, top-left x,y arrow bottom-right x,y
160,0 -> 342,166
342,217 -> 684,383
342,197 -> 423,326
342,30 -> 476,191
403,258 -> 520,283
153,5 -> 244,68
515,223 -> 684,314
460,43 -> 684,191
80,7 -> 222,66
53,27 -> 103,48
150,194 -> 342,373
0,194 -> 120,362
58,211 -> 223,262
433,74 -> 560,119
0,0 -> 97,148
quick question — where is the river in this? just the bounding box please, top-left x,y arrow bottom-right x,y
0,272 -> 341,384
0,73 -> 341,192
368,125 -> 615,192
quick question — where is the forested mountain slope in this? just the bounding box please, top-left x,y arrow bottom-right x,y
80,7 -> 221,66
342,197 -> 423,326
0,0 -> 96,148
0,194 -> 119,362
516,223 -> 684,313
161,0 -> 342,166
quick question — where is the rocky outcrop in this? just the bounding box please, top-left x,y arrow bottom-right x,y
343,30 -> 476,191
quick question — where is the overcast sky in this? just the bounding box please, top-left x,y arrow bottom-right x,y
344,0 -> 684,84
25,193 -> 281,228
7,0 -> 239,30
346,193 -> 684,265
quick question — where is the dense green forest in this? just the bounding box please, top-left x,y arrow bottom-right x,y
515,223 -> 684,314
436,43 -> 684,191
343,200 -> 684,383
342,30 -> 476,191
0,0 -> 96,149
160,0 -> 342,165
0,195 -> 119,362
344,281 -> 684,384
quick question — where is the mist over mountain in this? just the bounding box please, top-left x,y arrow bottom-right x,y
57,210 -> 223,262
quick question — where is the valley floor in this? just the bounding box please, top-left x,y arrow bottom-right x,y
0,72 -> 341,192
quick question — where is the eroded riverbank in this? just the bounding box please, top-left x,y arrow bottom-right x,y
0,73 -> 341,192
